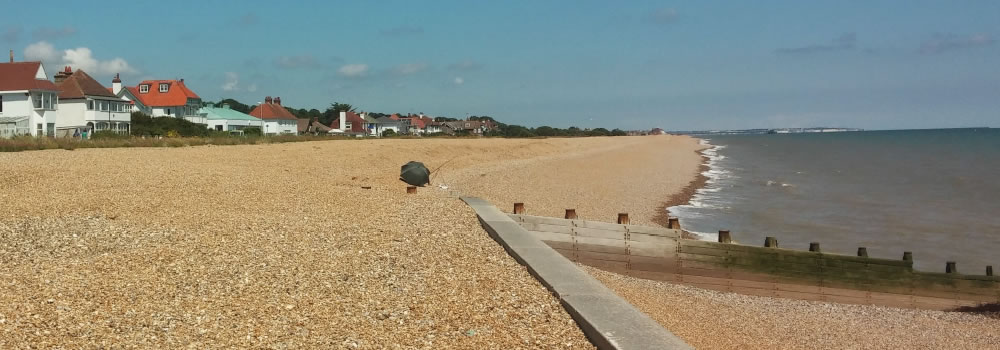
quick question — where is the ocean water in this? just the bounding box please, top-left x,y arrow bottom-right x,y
670,128 -> 1000,272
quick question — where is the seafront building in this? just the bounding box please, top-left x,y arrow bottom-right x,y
247,96 -> 298,135
196,103 -> 263,134
116,78 -> 202,119
53,68 -> 131,136
0,59 -> 60,137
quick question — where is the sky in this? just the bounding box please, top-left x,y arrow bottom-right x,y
2,0 -> 998,130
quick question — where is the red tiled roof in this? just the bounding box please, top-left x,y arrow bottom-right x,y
331,111 -> 367,133
56,69 -> 118,99
0,62 -> 59,91
249,102 -> 298,120
404,117 -> 427,129
127,80 -> 200,107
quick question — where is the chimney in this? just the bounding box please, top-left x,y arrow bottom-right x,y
265,96 -> 273,104
9,49 -> 13,63
112,73 -> 122,95
274,97 -> 281,105
53,66 -> 72,83
339,111 -> 347,130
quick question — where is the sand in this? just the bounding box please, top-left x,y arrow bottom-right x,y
1,137 -> 654,348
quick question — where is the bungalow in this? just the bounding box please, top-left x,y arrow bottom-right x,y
425,121 -> 444,134
53,67 -> 131,137
442,120 -> 487,135
248,96 -> 297,135
330,110 -> 367,136
371,116 -> 405,136
198,103 -> 263,134
116,78 -> 202,119
0,58 -> 60,138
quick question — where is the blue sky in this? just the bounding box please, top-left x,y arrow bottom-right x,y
3,0 -> 998,130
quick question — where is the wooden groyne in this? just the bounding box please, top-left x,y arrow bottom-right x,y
507,203 -> 1000,310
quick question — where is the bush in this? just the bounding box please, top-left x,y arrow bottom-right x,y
242,127 -> 262,136
91,131 -> 130,140
381,129 -> 397,137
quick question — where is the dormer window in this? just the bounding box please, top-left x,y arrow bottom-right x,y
159,83 -> 169,92
139,84 -> 149,93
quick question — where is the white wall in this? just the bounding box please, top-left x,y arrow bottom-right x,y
263,119 -> 297,135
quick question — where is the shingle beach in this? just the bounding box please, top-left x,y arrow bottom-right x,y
3,135 -> 996,349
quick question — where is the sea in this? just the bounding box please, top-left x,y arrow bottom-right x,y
669,128 -> 1000,272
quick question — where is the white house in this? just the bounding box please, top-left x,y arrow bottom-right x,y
0,58 -> 60,138
116,78 -> 201,119
248,96 -> 298,135
198,103 -> 263,134
53,68 -> 131,137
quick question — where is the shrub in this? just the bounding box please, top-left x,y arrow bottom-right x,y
381,129 -> 397,137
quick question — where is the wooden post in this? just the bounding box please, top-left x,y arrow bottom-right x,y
809,242 -> 821,253
718,230 -> 732,244
565,209 -> 577,219
764,237 -> 778,248
902,251 -> 913,262
857,247 -> 868,257
987,266 -> 994,277
513,203 -> 524,214
667,217 -> 681,229
946,261 -> 957,274
617,213 -> 629,225
406,186 -> 416,194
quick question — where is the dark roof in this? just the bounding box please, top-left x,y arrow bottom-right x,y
0,62 -> 59,91
249,101 -> 298,120
56,69 -> 118,99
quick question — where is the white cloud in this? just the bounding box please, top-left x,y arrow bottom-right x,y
453,77 -> 464,85
338,64 -> 369,78
394,63 -> 428,75
24,41 -> 136,75
24,41 -> 59,63
222,72 -> 240,91
247,83 -> 258,92
919,33 -> 994,54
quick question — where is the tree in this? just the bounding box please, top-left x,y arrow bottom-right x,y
610,128 -> 627,136
329,103 -> 356,113
566,126 -> 584,137
534,126 -> 560,137
587,128 -> 611,137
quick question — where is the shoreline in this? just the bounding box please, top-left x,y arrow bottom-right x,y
653,146 -> 711,238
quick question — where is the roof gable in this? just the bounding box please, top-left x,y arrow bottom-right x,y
128,79 -> 201,107
0,62 -> 59,91
56,69 -> 119,99
332,111 -> 367,132
248,102 -> 298,120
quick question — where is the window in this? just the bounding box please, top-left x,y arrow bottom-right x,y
37,123 -> 42,136
0,95 -> 3,113
139,84 -> 149,93
88,100 -> 94,110
345,122 -> 352,130
159,83 -> 168,92
100,101 -> 109,111
166,109 -> 171,115
33,94 -> 42,108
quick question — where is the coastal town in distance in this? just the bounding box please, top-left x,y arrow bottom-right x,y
1,2 -> 998,349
